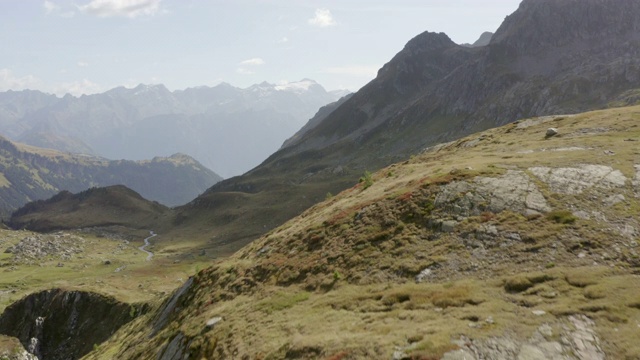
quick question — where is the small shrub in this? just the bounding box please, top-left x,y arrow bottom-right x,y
547,210 -> 577,224
359,171 -> 374,189
333,270 -> 342,281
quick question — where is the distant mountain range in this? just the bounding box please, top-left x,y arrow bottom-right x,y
0,135 -> 221,218
0,79 -> 346,177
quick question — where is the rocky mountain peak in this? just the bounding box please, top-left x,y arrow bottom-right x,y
461,31 -> 493,47
402,31 -> 457,55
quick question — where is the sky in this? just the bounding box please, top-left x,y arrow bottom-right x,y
0,0 -> 523,96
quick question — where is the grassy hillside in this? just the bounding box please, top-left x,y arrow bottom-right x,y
82,105 -> 640,359
8,185 -> 171,232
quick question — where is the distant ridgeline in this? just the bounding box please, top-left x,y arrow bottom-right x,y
0,135 -> 221,219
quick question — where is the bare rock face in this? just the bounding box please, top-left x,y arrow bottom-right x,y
436,170 -> 550,216
529,165 -> 627,195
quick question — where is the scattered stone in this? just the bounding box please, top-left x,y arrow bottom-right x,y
532,310 -> 546,316
604,194 -> 625,206
415,268 -> 432,283
205,316 -> 223,329
7,234 -> 85,265
441,220 -> 458,233
56,263 -> 64,267
545,128 -> 559,138
603,150 -> 615,156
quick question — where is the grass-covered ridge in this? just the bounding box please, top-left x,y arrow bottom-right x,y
79,106 -> 640,359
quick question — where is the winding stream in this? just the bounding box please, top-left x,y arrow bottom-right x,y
138,231 -> 157,261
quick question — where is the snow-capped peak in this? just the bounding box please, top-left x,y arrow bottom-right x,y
274,79 -> 320,94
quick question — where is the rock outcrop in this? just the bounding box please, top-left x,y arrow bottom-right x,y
0,289 -> 147,360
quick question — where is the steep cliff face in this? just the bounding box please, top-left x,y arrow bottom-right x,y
0,289 -> 146,360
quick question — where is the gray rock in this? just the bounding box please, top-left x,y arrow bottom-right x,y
442,220 -> 458,233
517,344 -> 547,360
436,170 -> 551,217
604,194 -> 625,206
442,349 -> 477,360
546,128 -> 559,138
415,268 -> 432,283
529,165 -> 627,195
205,316 -> 223,329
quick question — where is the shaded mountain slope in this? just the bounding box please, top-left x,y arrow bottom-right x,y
8,185 -> 170,232
165,0 -> 640,254
85,105 -> 640,359
0,136 -> 221,218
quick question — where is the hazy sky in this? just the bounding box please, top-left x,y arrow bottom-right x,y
0,0 -> 522,96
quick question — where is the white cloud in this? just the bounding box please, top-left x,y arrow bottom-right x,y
79,0 -> 162,18
43,0 -> 59,14
308,8 -> 336,27
77,61 -> 89,67
0,69 -> 43,92
277,37 -> 289,44
239,58 -> 265,66
53,79 -> 103,96
323,65 -> 379,77
236,68 -> 255,75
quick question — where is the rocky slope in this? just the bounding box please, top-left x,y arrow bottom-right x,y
162,0 -> 640,255
0,136 -> 221,218
1,80 -> 344,177
81,105 -> 640,359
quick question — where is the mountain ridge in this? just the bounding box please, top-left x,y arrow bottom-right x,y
162,0 -> 640,256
